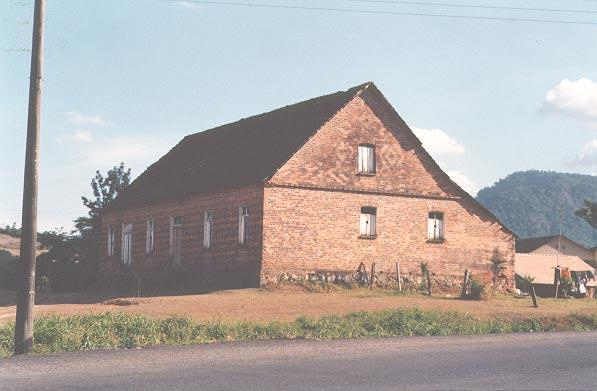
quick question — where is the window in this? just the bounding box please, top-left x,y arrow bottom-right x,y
146,219 -> 155,254
203,211 -> 212,249
239,206 -> 249,245
107,225 -> 115,256
359,207 -> 377,237
172,216 -> 183,227
122,223 -> 133,266
428,212 -> 444,240
170,216 -> 183,266
358,144 -> 375,174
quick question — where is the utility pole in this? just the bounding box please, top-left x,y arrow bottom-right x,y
14,0 -> 45,355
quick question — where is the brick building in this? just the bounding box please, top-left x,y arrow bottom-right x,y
100,82 -> 515,290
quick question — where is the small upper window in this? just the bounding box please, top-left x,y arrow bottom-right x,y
146,219 -> 155,254
239,206 -> 250,245
359,207 -> 377,237
107,225 -> 115,256
358,144 -> 375,174
428,212 -> 444,240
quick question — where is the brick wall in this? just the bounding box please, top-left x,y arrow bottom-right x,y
262,186 -> 514,288
270,87 -> 462,198
263,87 -> 515,289
100,185 -> 264,284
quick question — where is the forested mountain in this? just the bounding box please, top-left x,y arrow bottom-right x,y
476,171 -> 597,248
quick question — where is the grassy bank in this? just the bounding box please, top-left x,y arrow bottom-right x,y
1,309 -> 597,357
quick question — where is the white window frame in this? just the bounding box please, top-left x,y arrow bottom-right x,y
203,211 -> 212,249
428,212 -> 444,240
239,206 -> 249,245
358,144 -> 375,174
107,225 -> 115,256
146,219 -> 155,254
359,207 -> 377,237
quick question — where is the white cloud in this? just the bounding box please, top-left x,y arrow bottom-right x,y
75,134 -> 180,173
447,170 -> 478,196
575,139 -> 597,166
411,127 -> 465,156
177,1 -> 202,9
67,111 -> 110,126
541,77 -> 597,123
57,130 -> 93,143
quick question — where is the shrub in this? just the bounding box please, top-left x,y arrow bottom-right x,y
469,279 -> 487,300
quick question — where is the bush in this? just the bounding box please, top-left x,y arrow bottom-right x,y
0,250 -> 19,290
469,279 -> 484,300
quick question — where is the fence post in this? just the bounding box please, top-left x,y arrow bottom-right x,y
531,285 -> 539,308
396,262 -> 402,292
369,263 -> 376,289
461,269 -> 470,298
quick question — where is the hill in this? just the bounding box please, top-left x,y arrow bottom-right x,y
0,233 -> 45,257
476,171 -> 597,249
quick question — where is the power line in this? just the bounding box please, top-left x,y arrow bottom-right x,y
170,0 -> 597,25
341,0 -> 597,15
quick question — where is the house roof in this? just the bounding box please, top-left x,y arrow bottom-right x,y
107,83 -> 371,210
103,82 -> 515,238
516,235 -> 589,253
515,253 -> 595,285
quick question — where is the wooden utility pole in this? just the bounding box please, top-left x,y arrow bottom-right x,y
14,0 -> 45,355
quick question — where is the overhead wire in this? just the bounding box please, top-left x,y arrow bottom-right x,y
339,0 -> 597,15
168,0 -> 597,26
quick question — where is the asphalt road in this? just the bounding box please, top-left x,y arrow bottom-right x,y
1,332 -> 596,390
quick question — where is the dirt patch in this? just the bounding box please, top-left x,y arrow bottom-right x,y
1,287 -> 597,325
101,298 -> 140,306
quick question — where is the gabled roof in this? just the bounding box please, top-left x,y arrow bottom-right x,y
104,82 -> 515,238
516,235 -> 589,253
515,253 -> 594,285
107,83 -> 370,210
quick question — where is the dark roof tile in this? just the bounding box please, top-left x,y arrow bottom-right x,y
107,83 -> 370,210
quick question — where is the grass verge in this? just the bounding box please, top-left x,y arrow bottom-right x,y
1,309 -> 596,358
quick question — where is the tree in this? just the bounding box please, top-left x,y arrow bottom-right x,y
32,164 -> 132,293
576,200 -> 597,229
75,162 -> 131,238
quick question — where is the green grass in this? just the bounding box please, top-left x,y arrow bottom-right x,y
1,309 -> 596,358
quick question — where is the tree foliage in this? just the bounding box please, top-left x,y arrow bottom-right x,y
576,200 -> 597,229
35,163 -> 131,292
75,162 -> 131,238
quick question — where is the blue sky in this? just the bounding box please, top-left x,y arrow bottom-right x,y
1,0 -> 596,231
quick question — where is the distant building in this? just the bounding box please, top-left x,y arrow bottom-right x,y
100,82 -> 515,290
515,253 -> 595,297
516,235 -> 596,263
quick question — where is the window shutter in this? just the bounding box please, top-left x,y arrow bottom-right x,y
360,213 -> 368,236
358,146 -> 364,173
367,147 -> 374,173
427,216 -> 435,239
369,213 -> 376,236
437,216 -> 444,239
203,212 -> 211,249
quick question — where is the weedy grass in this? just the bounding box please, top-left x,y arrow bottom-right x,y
1,309 -> 596,358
